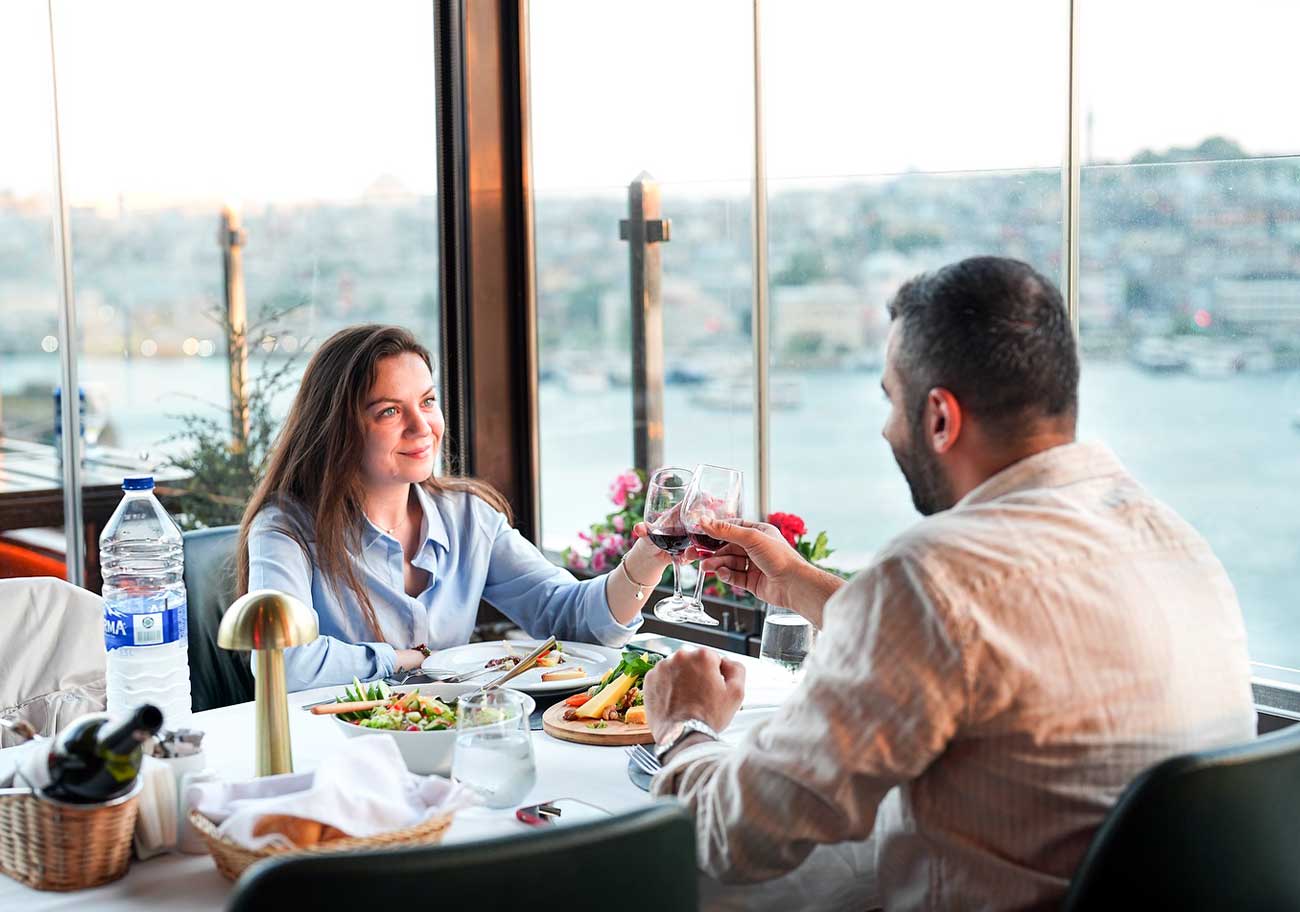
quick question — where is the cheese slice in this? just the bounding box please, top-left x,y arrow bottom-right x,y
624,705 -> 647,726
540,666 -> 585,682
573,673 -> 635,719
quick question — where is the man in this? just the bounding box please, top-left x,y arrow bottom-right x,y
642,256 -> 1255,910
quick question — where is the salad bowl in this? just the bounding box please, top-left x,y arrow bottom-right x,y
329,682 -> 536,775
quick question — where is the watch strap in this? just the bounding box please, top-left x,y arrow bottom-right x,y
654,718 -> 720,763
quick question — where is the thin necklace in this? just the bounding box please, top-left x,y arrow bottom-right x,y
371,514 -> 402,536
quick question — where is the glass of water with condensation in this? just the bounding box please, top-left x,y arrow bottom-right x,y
759,602 -> 817,680
452,689 -> 536,808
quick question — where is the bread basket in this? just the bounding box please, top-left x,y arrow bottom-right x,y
188,809 -> 454,880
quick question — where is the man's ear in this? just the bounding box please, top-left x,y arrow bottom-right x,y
925,387 -> 963,455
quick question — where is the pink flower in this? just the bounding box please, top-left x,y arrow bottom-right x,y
566,551 -> 585,569
577,530 -> 592,544
591,551 -> 608,572
606,534 -> 627,553
612,515 -> 626,533
608,470 -> 644,508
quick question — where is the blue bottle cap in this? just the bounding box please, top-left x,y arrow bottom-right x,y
122,475 -> 155,491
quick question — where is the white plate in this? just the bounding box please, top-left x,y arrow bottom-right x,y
422,640 -> 623,694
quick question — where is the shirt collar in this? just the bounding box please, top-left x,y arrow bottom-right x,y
359,483 -> 451,553
955,441 -> 1127,510
411,482 -> 451,552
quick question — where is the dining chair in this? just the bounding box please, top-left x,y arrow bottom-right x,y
1062,722 -> 1300,910
0,577 -> 105,746
183,526 -> 254,712
227,801 -> 698,911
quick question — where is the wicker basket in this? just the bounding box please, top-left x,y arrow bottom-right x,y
0,781 -> 142,891
188,809 -> 454,880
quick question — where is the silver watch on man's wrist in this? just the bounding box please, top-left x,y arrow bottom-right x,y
654,718 -> 720,763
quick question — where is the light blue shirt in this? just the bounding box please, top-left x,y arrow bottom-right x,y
247,484 -> 641,692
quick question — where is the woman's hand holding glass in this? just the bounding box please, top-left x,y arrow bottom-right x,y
640,467 -> 709,624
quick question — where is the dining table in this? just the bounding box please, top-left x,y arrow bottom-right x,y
0,436 -> 188,589
0,634 -> 878,911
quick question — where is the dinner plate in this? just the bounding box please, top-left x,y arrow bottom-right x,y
422,639 -> 622,694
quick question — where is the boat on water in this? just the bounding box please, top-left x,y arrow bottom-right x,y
690,376 -> 803,411
1133,337 -> 1279,378
1131,338 -> 1186,373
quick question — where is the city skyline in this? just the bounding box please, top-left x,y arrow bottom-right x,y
3,1 -> 1300,206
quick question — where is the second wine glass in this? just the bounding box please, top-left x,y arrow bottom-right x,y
678,464 -> 744,627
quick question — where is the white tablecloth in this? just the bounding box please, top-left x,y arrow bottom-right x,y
1,639 -> 877,910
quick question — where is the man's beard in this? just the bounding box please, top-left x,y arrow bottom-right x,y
891,429 -> 954,517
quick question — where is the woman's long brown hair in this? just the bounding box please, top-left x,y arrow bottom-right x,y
236,324 -> 510,642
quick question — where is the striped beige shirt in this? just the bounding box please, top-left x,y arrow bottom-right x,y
654,441 -> 1256,910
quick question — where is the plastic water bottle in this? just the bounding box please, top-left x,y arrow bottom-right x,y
100,475 -> 192,727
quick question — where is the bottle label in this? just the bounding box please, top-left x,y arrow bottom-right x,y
104,595 -> 188,651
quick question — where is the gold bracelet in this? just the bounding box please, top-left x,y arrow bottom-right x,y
620,559 -> 656,601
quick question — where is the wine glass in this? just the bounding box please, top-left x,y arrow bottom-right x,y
678,464 -> 744,627
451,689 -> 536,808
644,466 -> 696,623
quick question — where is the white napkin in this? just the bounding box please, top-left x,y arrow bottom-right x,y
133,757 -> 178,860
192,736 -> 478,850
0,740 -> 40,789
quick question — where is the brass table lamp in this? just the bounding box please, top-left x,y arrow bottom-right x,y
217,589 -> 318,776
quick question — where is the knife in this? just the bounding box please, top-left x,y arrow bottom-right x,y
480,636 -> 558,691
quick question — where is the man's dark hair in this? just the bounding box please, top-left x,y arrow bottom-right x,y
887,256 -> 1079,438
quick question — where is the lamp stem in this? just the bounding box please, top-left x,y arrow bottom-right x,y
254,648 -> 293,776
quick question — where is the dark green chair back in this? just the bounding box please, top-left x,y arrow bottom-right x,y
1063,723 -> 1300,910
183,526 -> 253,711
227,801 -> 698,911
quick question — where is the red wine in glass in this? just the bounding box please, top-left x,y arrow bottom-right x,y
688,530 -> 727,555
648,529 -> 691,555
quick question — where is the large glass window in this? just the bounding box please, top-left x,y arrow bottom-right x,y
0,1 -> 69,580
1078,0 -> 1300,671
527,0 -> 1300,677
1,1 -> 441,583
762,0 -> 1068,569
529,0 -> 756,554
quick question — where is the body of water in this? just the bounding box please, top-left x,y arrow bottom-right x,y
5,353 -> 1299,669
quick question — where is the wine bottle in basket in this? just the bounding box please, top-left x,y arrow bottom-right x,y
27,705 -> 163,803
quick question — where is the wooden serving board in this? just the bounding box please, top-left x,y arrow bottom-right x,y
541,700 -> 653,746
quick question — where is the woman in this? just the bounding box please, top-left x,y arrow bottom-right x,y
237,325 -> 671,691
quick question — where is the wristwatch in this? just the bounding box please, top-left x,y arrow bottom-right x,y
654,718 -> 720,764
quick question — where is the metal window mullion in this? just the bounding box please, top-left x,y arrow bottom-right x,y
750,0 -> 771,522
46,0 -> 85,587
1062,0 -> 1081,333
434,0 -> 473,478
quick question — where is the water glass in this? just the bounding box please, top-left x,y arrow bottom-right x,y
451,689 -> 536,808
759,603 -> 816,679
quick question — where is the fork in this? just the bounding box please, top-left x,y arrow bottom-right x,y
625,744 -> 661,776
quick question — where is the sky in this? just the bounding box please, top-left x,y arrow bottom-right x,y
2,0 -> 1298,206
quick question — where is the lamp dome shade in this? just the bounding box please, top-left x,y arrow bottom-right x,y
217,589 -> 318,651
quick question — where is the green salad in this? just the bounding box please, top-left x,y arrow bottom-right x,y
335,678 -> 459,732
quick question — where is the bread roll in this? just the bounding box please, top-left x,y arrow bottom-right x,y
253,814 -> 325,846
319,824 -> 350,842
